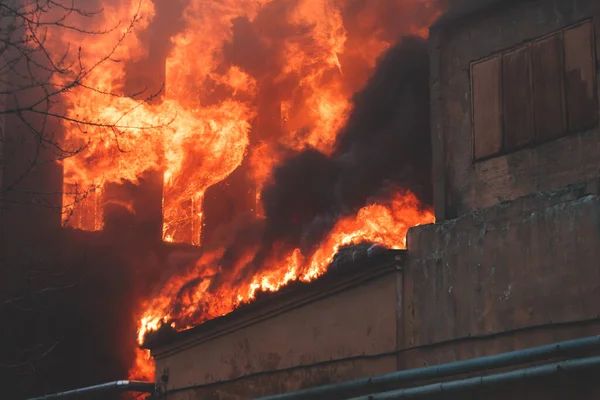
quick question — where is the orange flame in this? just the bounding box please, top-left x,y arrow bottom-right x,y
57,0 -> 440,242
133,191 -> 433,379
138,191 -> 433,340
128,348 -> 156,382
38,0 -> 443,382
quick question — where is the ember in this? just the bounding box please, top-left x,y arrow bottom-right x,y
39,0 -> 442,382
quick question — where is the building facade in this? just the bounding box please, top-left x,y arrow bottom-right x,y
147,0 -> 600,398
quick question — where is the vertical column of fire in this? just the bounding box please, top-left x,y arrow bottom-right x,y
61,10 -> 168,242
252,84 -> 285,218
199,83 -> 284,246
191,193 -> 203,246
63,174 -> 105,231
102,47 -> 167,243
162,189 -> 204,246
160,10 -> 204,246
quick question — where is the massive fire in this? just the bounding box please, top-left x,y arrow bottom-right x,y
137,191 -> 433,344
40,0 -> 442,384
130,191 -> 434,381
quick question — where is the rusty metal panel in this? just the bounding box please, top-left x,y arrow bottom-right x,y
531,33 -> 566,141
472,56 -> 503,160
564,21 -> 597,132
503,46 -> 535,150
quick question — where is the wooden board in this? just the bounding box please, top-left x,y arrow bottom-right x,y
564,21 -> 597,132
503,46 -> 535,150
531,33 -> 566,141
472,56 -> 503,160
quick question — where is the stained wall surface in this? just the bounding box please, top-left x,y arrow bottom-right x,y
400,0 -> 600,395
431,0 -> 600,221
152,266 -> 402,399
404,189 -> 600,369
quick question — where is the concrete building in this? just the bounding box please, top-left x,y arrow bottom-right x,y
145,0 -> 600,398
145,250 -> 405,398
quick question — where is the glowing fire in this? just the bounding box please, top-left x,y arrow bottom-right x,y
39,0 -> 442,383
138,191 -> 433,341
57,0 -> 441,243
59,0 -> 259,244
132,191 -> 433,378
128,348 -> 156,382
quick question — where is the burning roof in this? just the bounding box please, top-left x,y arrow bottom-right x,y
32,0 -> 442,383
141,244 -> 406,350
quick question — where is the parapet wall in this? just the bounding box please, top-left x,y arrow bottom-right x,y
403,185 -> 600,370
150,254 -> 403,399
148,186 -> 600,399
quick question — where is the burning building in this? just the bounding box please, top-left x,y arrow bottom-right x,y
138,0 -> 600,398
2,0 -> 437,398
4,0 -> 600,398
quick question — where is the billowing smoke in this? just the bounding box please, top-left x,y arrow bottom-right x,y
128,0 -> 438,335
261,37 -> 431,252
159,36 -> 432,331
2,0 -> 443,397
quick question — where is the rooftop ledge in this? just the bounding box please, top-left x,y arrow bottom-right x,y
144,245 -> 406,357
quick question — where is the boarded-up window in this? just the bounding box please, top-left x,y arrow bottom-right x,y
471,20 -> 597,161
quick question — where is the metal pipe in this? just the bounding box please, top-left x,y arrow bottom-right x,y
348,355 -> 600,399
257,335 -> 600,400
26,380 -> 156,399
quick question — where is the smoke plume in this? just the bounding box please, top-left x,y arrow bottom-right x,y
261,36 -> 431,253
159,36 -> 433,330
3,0 -> 443,397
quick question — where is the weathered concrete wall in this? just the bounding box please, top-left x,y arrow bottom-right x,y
152,266 -> 402,400
404,190 -> 600,368
430,0 -> 600,221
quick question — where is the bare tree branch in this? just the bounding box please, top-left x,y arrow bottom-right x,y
0,0 -> 170,204
0,1 -> 166,392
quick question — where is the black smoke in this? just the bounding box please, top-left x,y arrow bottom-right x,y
165,36 -> 433,327
260,36 -> 432,254
3,0 -> 440,397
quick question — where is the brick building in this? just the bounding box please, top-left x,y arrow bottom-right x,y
145,0 -> 600,398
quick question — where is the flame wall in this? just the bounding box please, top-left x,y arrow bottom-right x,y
26,0 -> 442,386
57,0 -> 440,241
